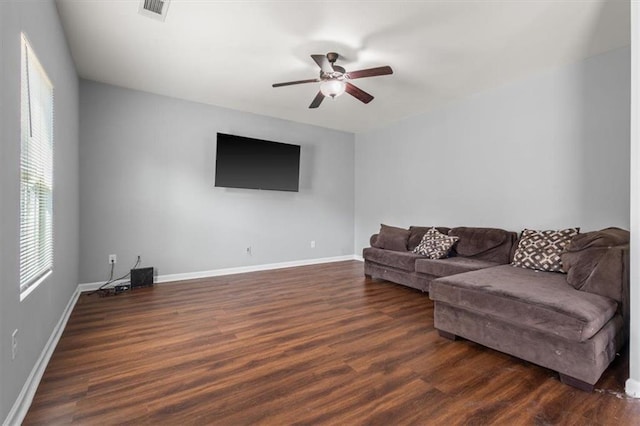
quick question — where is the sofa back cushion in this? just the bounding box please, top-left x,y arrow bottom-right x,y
371,224 -> 410,252
561,227 -> 629,324
408,226 -> 451,251
448,227 -> 517,264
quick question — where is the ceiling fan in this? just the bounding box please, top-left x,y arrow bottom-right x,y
272,52 -> 393,109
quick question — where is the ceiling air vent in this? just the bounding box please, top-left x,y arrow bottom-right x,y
139,0 -> 170,22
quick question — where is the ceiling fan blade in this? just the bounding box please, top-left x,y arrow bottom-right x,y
272,78 -> 320,88
346,66 -> 393,80
311,54 -> 334,73
309,91 -> 325,109
345,82 -> 374,104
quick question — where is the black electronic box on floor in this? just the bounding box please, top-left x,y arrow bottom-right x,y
131,267 -> 154,288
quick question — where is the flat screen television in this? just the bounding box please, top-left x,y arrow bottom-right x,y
215,133 -> 301,192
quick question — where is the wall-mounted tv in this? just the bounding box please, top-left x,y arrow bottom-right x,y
215,133 -> 301,192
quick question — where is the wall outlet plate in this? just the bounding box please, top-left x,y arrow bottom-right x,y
108,254 -> 117,264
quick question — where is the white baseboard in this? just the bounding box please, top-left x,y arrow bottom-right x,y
626,378 -> 640,398
78,255 -> 359,290
3,287 -> 80,426
157,255 -> 358,283
353,255 -> 364,262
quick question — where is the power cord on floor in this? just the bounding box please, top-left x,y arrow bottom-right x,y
88,256 -> 141,297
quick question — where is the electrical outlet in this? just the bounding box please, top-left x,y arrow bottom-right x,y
12,329 -> 18,360
310,240 -> 316,248
109,254 -> 117,264
246,246 -> 252,255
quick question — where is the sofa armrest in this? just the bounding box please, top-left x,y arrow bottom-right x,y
370,233 -> 380,247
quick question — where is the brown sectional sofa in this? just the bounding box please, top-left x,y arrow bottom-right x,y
362,225 -> 629,391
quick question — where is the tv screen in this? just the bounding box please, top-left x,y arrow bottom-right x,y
215,133 -> 301,192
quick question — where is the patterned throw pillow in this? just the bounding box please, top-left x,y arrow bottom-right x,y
512,228 -> 579,273
413,228 -> 459,259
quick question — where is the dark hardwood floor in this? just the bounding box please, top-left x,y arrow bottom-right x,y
24,261 -> 640,425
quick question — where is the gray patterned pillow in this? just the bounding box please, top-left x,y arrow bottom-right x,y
413,228 -> 459,259
512,228 -> 579,273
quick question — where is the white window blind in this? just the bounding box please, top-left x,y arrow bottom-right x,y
20,34 -> 54,297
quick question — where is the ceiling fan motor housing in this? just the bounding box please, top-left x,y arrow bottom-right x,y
323,52 -> 346,80
326,52 -> 339,63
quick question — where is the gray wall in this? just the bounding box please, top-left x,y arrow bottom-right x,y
79,81 -> 355,283
0,0 -> 79,421
355,47 -> 630,252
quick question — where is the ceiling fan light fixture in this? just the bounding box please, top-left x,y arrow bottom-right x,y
272,52 -> 392,108
320,80 -> 346,98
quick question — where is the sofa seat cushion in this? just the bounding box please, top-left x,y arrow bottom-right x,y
362,247 -> 422,272
415,257 -> 501,277
430,265 -> 618,342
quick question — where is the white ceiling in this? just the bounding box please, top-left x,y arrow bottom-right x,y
55,0 -> 630,133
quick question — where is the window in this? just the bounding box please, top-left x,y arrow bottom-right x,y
20,34 -> 54,299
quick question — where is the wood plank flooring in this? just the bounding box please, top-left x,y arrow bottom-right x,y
24,261 -> 640,425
